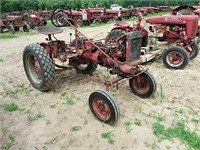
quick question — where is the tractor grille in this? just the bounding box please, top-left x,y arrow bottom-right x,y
191,21 -> 198,37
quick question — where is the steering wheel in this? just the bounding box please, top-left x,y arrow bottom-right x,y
51,5 -> 72,27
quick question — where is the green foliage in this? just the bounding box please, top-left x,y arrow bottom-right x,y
60,92 -> 75,105
27,112 -> 45,124
0,33 -> 18,39
4,103 -> 18,112
2,83 -> 32,99
70,126 -> 82,132
134,118 -> 142,126
101,130 -> 115,144
2,0 -> 199,12
1,128 -> 15,150
123,119 -> 133,133
152,122 -> 200,149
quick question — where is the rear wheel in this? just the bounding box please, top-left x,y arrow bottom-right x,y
76,19 -> 83,27
75,59 -> 97,75
89,90 -> 120,125
162,46 -> 189,69
185,42 -> 199,60
8,25 -> 15,34
23,23 -> 29,32
129,71 -> 156,98
94,18 -> 102,24
14,27 -> 20,31
23,43 -> 55,91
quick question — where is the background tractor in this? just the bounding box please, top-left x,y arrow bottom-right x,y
106,11 -> 199,69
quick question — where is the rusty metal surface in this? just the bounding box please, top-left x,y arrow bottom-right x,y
37,26 -> 63,35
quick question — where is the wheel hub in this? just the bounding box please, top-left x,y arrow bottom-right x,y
92,98 -> 111,121
168,52 -> 183,65
33,59 -> 42,78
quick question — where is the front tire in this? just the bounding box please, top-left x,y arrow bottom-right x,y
23,43 -> 55,92
23,23 -> 29,32
162,46 -> 189,69
129,71 -> 156,98
75,59 -> 97,75
8,25 -> 15,34
89,90 -> 120,125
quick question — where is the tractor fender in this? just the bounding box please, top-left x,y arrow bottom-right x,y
111,27 -> 127,32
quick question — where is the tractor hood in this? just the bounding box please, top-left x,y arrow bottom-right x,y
146,15 -> 199,25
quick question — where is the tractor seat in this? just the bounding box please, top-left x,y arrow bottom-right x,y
37,26 -> 63,35
115,21 -> 130,28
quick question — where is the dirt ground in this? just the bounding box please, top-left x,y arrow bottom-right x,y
0,23 -> 200,150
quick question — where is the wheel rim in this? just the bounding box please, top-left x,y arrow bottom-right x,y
92,97 -> 111,121
185,46 -> 194,57
26,54 -> 42,84
77,21 -> 82,27
132,75 -> 150,95
166,51 -> 183,67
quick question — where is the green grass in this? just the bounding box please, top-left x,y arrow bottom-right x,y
60,92 -> 75,105
70,126 -> 82,132
27,112 -> 45,124
159,84 -> 164,103
152,122 -> 200,149
123,119 -> 133,133
4,103 -> 18,112
134,118 -> 142,126
0,33 -> 18,39
2,83 -> 32,99
46,20 -> 54,27
2,128 -> 15,150
101,130 -> 115,144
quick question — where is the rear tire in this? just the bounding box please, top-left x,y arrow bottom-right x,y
162,46 -> 189,69
8,25 -> 15,34
23,23 -> 29,32
185,42 -> 199,60
75,60 -> 97,75
76,19 -> 83,27
23,43 -> 55,91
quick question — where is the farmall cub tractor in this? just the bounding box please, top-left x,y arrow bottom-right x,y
107,11 -> 199,69
23,5 -> 157,125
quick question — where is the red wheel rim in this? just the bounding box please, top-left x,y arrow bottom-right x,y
132,75 -> 149,95
185,46 -> 193,57
167,51 -> 183,66
92,97 -> 111,121
33,59 -> 42,77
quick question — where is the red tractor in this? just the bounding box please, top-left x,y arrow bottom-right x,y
27,14 -> 47,29
106,11 -> 199,69
23,5 -> 157,125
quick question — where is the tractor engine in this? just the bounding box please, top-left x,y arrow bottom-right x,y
146,15 -> 199,42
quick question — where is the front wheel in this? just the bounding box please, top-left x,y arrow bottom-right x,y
89,90 -> 120,125
8,25 -> 15,34
23,43 -> 55,92
129,71 -> 156,98
162,46 -> 189,69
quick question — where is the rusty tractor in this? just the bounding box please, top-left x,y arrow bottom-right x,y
26,14 -> 47,29
106,10 -> 199,69
0,15 -> 29,33
23,5 -> 157,125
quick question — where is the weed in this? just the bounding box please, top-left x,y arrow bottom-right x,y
2,83 -> 32,99
134,118 -> 142,126
49,104 -> 56,108
2,128 -> 15,150
159,84 -> 164,103
60,92 -> 75,105
187,106 -> 199,116
152,121 -> 200,149
4,103 -> 18,112
146,109 -> 165,122
123,119 -> 133,133
101,130 -> 115,144
70,126 -> 82,132
0,58 -> 3,62
27,112 -> 45,124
